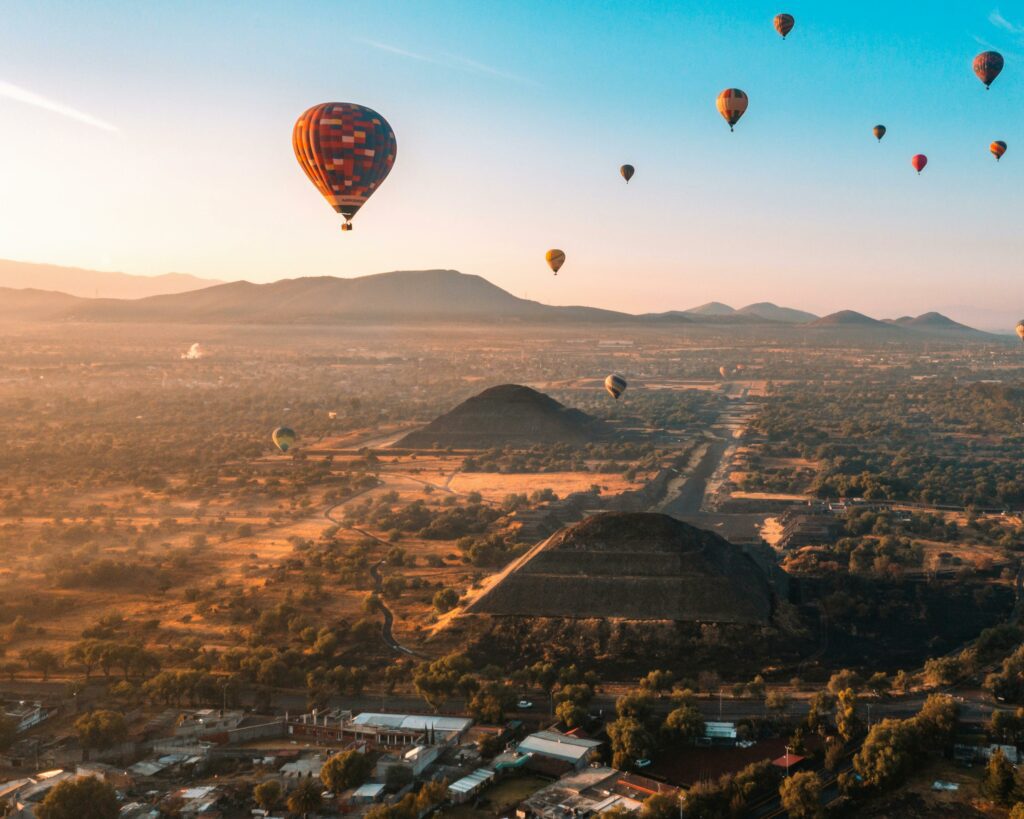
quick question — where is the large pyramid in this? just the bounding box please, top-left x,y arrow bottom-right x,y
396,384 -> 609,449
467,512 -> 774,624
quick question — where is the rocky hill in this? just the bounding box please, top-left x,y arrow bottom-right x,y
396,384 -> 609,449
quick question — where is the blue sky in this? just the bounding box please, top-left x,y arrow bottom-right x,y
1,1 -> 1022,324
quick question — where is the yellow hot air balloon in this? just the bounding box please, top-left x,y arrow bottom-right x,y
604,374 -> 627,399
1016,320 -> 1024,342
272,426 -> 296,452
546,249 -> 566,275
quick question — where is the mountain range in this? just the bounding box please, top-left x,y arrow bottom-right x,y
0,261 -> 999,337
0,259 -> 221,299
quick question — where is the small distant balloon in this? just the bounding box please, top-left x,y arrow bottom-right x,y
1016,320 -> 1024,342
873,125 -> 886,142
774,13 -> 795,39
974,51 -> 1004,89
546,249 -> 566,275
272,427 -> 296,453
911,154 -> 928,174
620,164 -> 635,183
716,89 -> 748,131
604,374 -> 628,399
719,366 -> 730,378
991,140 -> 1007,161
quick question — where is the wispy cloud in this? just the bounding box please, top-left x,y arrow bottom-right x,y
359,39 -> 535,85
0,80 -> 118,133
989,8 -> 1024,35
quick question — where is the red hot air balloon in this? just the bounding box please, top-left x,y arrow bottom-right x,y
974,51 -> 1004,89
991,140 -> 1007,161
717,89 -> 748,131
774,13 -> 795,39
293,102 -> 397,231
911,154 -> 928,174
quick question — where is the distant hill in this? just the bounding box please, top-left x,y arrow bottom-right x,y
738,302 -> 818,323
890,312 -> 979,333
396,384 -> 610,449
0,259 -> 221,300
65,270 -> 638,325
0,287 -> 86,320
686,301 -> 737,316
809,310 -> 892,328
467,512 -> 773,623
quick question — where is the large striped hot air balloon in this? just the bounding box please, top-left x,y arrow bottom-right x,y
293,102 -> 397,231
717,89 -> 748,131
604,374 -> 627,399
546,249 -> 566,275
991,141 -> 1007,161
911,154 -> 928,174
272,427 -> 296,453
974,51 -> 1004,89
873,125 -> 886,142
774,13 -> 795,39
620,164 -> 635,183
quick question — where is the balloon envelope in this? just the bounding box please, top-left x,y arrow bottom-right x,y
604,374 -> 627,399
774,13 -> 794,38
293,102 -> 397,230
873,125 -> 886,142
974,51 -> 1004,88
620,164 -> 635,183
991,140 -> 1007,161
545,249 -> 566,275
272,427 -> 296,452
1016,321 -> 1024,341
716,89 -> 748,131
911,154 -> 928,174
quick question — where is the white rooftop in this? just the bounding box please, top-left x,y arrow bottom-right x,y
354,783 -> 387,797
449,768 -> 495,794
351,713 -> 472,733
518,731 -> 601,763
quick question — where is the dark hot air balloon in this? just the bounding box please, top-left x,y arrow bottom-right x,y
604,374 -> 627,399
774,13 -> 795,39
717,89 -> 748,131
991,140 -> 1007,161
911,154 -> 928,174
272,427 -> 296,453
974,51 -> 1004,89
873,125 -> 886,142
620,164 -> 635,183
293,102 -> 397,231
546,249 -> 565,275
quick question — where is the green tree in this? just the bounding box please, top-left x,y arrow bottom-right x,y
432,588 -> 459,613
639,791 -> 678,819
321,749 -> 373,792
835,688 -> 861,742
36,776 -> 118,819
662,704 -> 704,743
253,779 -> 282,810
555,699 -> 587,729
1010,803 -> 1024,819
286,779 -> 323,817
74,710 -> 127,759
779,771 -> 823,819
984,748 -> 1016,805
608,716 -> 654,769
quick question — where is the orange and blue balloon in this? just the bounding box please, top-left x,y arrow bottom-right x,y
717,89 -> 748,132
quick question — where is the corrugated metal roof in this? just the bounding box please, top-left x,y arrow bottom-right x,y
354,783 -> 386,797
449,768 -> 494,794
351,713 -> 472,733
517,732 -> 600,762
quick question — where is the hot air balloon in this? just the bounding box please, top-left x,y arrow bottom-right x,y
974,51 -> 1004,89
272,427 -> 296,453
620,164 -> 635,183
604,374 -> 627,399
293,102 -> 397,231
774,13 -> 795,39
717,89 -> 748,131
991,140 -> 1007,161
911,154 -> 928,174
719,366 -> 730,378
873,125 -> 886,142
1016,320 -> 1024,342
546,249 -> 565,275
